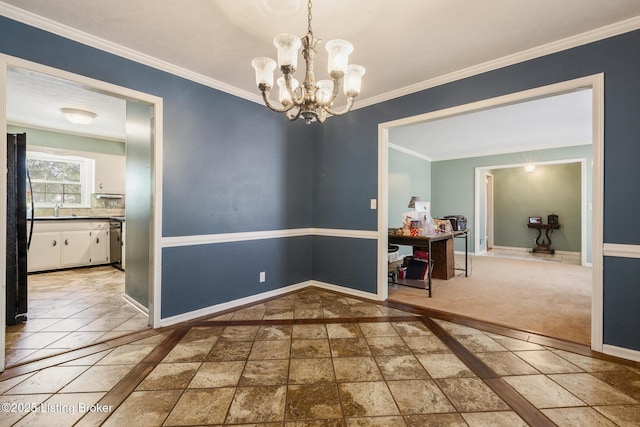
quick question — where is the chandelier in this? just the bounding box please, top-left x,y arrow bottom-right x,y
251,0 -> 365,124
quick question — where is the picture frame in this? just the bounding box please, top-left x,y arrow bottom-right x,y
528,216 -> 542,224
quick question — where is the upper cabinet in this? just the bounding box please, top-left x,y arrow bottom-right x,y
94,153 -> 126,194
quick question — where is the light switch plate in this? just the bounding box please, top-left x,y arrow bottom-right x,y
370,199 -> 377,209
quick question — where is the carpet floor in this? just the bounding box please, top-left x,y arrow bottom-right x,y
388,255 -> 592,345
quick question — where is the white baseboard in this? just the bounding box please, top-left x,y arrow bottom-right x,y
310,280 -> 381,301
602,344 -> 640,363
122,294 -> 149,316
157,280 -> 381,327
158,281 -> 312,327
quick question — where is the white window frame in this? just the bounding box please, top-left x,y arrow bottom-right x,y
27,151 -> 95,209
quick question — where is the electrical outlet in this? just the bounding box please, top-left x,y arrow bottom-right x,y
259,271 -> 266,283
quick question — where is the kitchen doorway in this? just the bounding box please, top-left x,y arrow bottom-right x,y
1,58 -> 162,369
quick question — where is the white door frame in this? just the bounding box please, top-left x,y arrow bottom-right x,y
377,73 -> 604,352
0,54 -> 164,370
485,173 -> 494,252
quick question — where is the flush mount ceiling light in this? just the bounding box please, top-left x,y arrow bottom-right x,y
60,108 -> 97,125
251,0 -> 365,124
524,164 -> 536,173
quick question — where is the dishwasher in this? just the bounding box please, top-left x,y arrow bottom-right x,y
110,220 -> 123,270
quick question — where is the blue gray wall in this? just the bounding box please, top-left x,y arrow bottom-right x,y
314,30 -> 640,351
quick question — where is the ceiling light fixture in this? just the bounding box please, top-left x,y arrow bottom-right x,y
251,0 -> 365,124
60,108 -> 97,125
524,164 -> 536,173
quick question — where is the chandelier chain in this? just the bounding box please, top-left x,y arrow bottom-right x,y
307,0 -> 313,34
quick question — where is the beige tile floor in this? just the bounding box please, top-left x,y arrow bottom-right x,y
6,266 -> 149,366
0,287 -> 639,426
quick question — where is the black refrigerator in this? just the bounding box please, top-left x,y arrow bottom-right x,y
6,133 -> 32,326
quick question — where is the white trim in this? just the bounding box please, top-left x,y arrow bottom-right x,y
603,243 -> 640,259
311,228 -> 378,239
602,344 -> 640,363
356,16 -> 640,110
158,279 -> 381,327
591,73 -> 605,352
310,280 -> 381,301
161,227 -> 377,248
388,143 -> 433,162
0,54 -> 163,370
378,126 -> 390,302
378,74 -> 605,354
151,99 -> 164,332
1,1 -> 638,110
122,293 -> 149,316
158,281 -> 312,327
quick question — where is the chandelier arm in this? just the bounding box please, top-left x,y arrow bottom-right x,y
284,74 -> 305,106
321,77 -> 343,107
321,97 -> 355,117
286,106 -> 303,121
260,89 -> 297,113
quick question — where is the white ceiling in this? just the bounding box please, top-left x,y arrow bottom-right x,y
389,89 -> 593,161
2,0 -> 639,155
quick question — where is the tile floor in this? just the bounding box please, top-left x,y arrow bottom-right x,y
5,266 -> 148,366
482,247 -> 582,266
1,287 -> 639,426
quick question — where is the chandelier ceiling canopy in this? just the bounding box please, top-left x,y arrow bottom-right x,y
251,0 -> 365,124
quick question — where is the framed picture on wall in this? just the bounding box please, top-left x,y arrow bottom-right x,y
528,216 -> 542,224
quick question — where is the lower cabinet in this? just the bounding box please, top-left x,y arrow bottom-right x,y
27,230 -> 62,272
90,223 -> 110,265
61,229 -> 91,267
28,220 -> 111,272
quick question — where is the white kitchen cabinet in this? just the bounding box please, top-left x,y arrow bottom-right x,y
90,222 -> 110,265
28,220 -> 111,272
61,229 -> 91,267
27,230 -> 62,272
94,153 -> 125,194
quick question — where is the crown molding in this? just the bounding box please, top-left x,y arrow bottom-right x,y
2,2 -> 639,109
0,1 -> 263,104
354,15 -> 640,109
388,143 -> 432,162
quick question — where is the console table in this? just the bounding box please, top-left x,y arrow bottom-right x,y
527,223 -> 560,254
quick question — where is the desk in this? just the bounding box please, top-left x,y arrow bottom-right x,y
389,230 -> 468,297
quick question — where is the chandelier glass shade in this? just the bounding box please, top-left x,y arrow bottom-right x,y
251,0 -> 365,124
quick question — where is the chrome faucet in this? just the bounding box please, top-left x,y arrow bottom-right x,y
54,203 -> 63,217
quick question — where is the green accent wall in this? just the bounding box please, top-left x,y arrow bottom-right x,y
388,148 -> 431,228
492,163 -> 581,251
430,145 -> 592,262
8,125 -> 126,156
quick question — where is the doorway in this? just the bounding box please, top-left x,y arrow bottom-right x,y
485,173 -> 494,252
377,74 -> 604,351
1,58 -> 162,369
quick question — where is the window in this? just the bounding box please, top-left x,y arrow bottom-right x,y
27,151 -> 94,208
